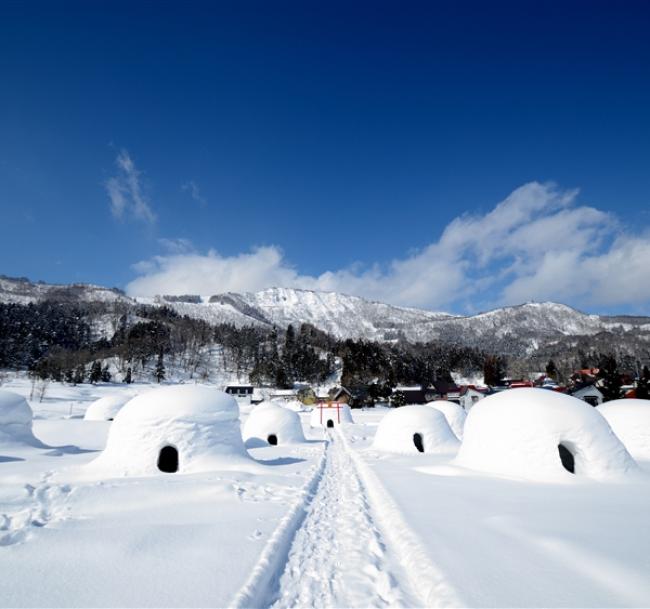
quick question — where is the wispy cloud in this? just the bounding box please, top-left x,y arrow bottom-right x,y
105,150 -> 156,224
182,180 -> 206,206
157,237 -> 195,254
126,182 -> 650,312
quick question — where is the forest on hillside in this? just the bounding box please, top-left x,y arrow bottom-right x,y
1,301 -> 648,390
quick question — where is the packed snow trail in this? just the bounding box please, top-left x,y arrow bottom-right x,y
268,431 -> 421,608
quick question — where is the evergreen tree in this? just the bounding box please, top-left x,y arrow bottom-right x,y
123,367 -> 132,384
636,365 -> 650,400
89,361 -> 102,384
64,368 -> 75,384
545,359 -> 558,381
483,355 -> 506,387
598,354 -> 622,402
154,351 -> 166,383
390,390 -> 406,408
100,365 -> 112,383
73,364 -> 85,385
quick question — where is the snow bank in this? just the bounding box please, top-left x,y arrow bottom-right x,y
598,399 -> 650,460
0,389 -> 42,447
456,388 -> 637,481
88,385 -> 252,476
373,405 -> 459,455
427,400 -> 467,439
309,403 -> 354,427
83,393 -> 134,421
243,404 -> 305,447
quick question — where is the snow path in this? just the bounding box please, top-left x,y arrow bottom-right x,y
268,432 -> 421,609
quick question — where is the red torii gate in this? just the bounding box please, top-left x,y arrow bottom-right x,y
318,400 -> 343,425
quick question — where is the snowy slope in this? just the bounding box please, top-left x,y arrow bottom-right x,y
160,288 -> 650,345
0,276 -> 132,305
3,276 -> 650,347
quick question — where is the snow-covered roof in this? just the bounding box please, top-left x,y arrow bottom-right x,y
598,399 -> 650,460
456,388 -> 636,481
571,385 -> 603,398
373,405 -> 459,455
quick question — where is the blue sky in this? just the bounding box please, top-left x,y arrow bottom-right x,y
1,1 -> 649,313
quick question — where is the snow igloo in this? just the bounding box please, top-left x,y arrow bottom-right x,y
598,399 -> 650,460
310,403 -> 354,428
455,388 -> 637,481
0,389 -> 43,448
88,385 -> 251,476
84,393 -> 134,421
243,402 -> 305,447
373,405 -> 460,455
427,400 -> 467,440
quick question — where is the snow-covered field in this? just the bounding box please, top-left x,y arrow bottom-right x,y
1,378 -> 650,608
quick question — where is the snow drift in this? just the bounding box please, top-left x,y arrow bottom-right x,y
309,403 -> 354,428
88,385 -> 252,476
243,403 -> 306,447
0,389 -> 43,447
456,388 -> 637,481
427,400 -> 467,439
373,405 -> 459,455
598,399 -> 650,460
84,393 -> 134,421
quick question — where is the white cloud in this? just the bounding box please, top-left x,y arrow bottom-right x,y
105,150 -> 156,224
126,182 -> 650,311
182,180 -> 207,206
157,237 -> 195,254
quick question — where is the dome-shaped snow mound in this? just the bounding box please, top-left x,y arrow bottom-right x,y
427,400 -> 467,439
84,393 -> 134,421
456,388 -> 637,481
373,405 -> 459,455
283,399 -> 308,412
243,404 -> 305,447
0,389 -> 41,447
598,399 -> 650,460
88,385 -> 250,476
310,403 -> 354,428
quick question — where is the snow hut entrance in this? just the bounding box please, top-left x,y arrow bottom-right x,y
413,433 -> 424,453
267,434 -> 278,445
157,445 -> 179,473
558,443 -> 575,473
326,419 -> 334,428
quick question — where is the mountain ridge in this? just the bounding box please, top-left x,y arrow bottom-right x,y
1,276 -> 649,351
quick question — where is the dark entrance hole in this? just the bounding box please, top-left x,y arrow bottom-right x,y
157,445 -> 179,473
267,434 -> 278,445
326,419 -> 334,428
558,443 -> 575,473
413,433 -> 424,453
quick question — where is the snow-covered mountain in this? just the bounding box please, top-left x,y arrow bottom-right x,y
0,275 -> 131,305
155,287 -> 650,345
2,276 -> 649,347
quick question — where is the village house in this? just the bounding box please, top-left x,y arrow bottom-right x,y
458,386 -> 488,411
570,384 -> 604,406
